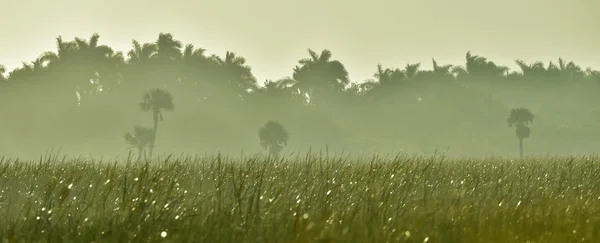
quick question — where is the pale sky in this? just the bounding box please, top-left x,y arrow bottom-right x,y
1,0 -> 599,83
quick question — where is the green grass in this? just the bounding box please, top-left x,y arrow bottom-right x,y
0,153 -> 599,242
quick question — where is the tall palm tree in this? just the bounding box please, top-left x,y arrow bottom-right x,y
364,64 -> 406,99
404,63 -> 421,80
139,88 -> 175,157
39,33 -> 117,104
258,121 -> 289,156
155,33 -> 183,61
124,125 -> 154,161
557,58 -> 584,82
127,40 -> 158,64
292,49 -> 349,104
212,51 -> 258,95
507,108 -> 534,158
432,59 -> 454,79
459,51 -> 508,78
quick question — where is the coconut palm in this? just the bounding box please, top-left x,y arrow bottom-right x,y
258,121 -> 290,156
139,88 -> 175,157
124,125 -> 154,161
507,108 -> 534,158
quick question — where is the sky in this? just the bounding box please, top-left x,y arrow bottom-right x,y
1,0 -> 599,83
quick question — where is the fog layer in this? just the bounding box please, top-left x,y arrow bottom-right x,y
1,33 -> 599,159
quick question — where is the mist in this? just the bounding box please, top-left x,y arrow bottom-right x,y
0,33 -> 599,160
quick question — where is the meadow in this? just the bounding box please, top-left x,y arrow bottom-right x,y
0,152 -> 599,243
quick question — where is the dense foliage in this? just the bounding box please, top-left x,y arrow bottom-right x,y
1,33 -> 599,157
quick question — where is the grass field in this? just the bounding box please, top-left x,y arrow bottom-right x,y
0,152 -> 599,242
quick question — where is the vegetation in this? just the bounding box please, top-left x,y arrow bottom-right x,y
0,154 -> 599,242
138,88 -> 175,157
258,120 -> 290,156
124,125 -> 154,161
1,33 -> 600,158
507,108 -> 535,158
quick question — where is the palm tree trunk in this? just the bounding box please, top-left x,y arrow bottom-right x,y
137,147 -> 143,162
519,138 -> 523,159
149,111 -> 159,158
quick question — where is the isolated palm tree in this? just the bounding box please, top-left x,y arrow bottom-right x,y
507,108 -> 534,158
258,121 -> 289,156
139,88 -> 175,157
124,125 -> 154,161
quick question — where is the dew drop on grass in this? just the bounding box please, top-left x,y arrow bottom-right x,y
161,231 -> 167,238
68,183 -> 73,189
303,213 -> 308,219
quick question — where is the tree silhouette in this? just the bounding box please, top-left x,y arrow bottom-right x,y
2,32 -> 600,157
0,65 -> 5,82
139,88 -> 175,157
258,121 -> 289,156
124,125 -> 154,161
292,49 -> 349,104
212,51 -> 257,96
155,33 -> 183,61
507,108 -> 534,158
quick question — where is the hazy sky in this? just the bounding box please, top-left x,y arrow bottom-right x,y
1,0 -> 599,83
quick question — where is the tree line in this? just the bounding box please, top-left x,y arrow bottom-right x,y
0,33 -> 598,158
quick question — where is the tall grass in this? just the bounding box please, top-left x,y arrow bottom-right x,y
0,152 -> 599,242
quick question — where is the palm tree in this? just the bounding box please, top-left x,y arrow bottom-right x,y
507,108 -> 534,158
292,49 -> 349,104
404,63 -> 421,80
39,33 -> 118,104
364,64 -> 406,99
0,64 -> 5,82
457,51 -> 508,79
128,40 -> 158,64
432,59 -> 454,79
258,121 -> 289,156
139,88 -> 175,157
155,33 -> 183,61
124,125 -> 154,161
212,51 -> 258,95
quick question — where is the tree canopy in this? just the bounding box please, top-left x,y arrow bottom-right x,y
1,32 -> 599,158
